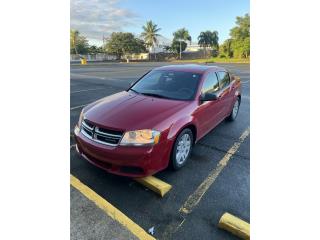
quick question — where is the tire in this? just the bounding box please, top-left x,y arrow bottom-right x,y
170,128 -> 193,170
226,97 -> 240,121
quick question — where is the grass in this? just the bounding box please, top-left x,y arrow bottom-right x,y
172,57 -> 250,64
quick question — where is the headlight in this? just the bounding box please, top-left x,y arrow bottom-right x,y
120,129 -> 161,146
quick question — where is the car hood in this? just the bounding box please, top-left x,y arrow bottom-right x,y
83,91 -> 189,131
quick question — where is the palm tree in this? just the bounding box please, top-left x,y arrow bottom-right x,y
141,21 -> 161,60
173,28 -> 192,44
198,31 -> 219,58
173,28 -> 192,59
70,29 -> 79,55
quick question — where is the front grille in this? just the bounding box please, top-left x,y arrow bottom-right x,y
80,119 -> 123,146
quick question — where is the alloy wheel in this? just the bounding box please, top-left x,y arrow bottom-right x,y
176,133 -> 191,165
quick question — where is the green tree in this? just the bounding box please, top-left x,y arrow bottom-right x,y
70,29 -> 79,54
230,14 -> 250,40
163,45 -> 173,52
172,28 -> 191,59
229,14 -> 250,58
220,39 -> 233,58
106,32 -> 146,60
243,37 -> 250,58
88,45 -> 104,54
141,21 -> 161,60
197,31 -> 219,58
173,28 -> 192,44
70,30 -> 89,55
171,40 -> 187,55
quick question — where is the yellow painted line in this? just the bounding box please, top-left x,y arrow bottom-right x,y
179,127 -> 250,214
134,176 -> 172,197
70,175 -> 155,240
218,212 -> 250,239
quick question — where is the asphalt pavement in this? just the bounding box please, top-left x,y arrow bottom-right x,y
70,62 -> 250,240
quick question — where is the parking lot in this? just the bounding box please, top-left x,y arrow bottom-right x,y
70,62 -> 250,240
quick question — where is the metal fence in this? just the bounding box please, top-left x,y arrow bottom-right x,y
70,53 -> 117,62
70,50 -> 217,63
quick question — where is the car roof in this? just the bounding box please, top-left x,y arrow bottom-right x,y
153,64 -> 226,74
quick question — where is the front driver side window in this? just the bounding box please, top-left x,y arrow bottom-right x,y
217,71 -> 230,89
201,72 -> 220,95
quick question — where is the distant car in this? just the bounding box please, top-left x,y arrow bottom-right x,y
74,64 -> 241,177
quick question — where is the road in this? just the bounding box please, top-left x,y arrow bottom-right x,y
70,62 -> 250,240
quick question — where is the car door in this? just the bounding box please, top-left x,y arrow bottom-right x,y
217,71 -> 233,118
195,71 -> 223,138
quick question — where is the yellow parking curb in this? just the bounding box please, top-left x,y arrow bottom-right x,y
218,212 -> 250,239
134,176 -> 172,197
71,175 -> 155,240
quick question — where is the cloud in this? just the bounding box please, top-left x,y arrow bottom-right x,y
71,0 -> 139,40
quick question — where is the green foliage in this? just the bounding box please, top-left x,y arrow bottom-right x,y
219,38 -> 233,58
70,29 -> 89,54
171,28 -> 191,57
163,45 -> 173,52
198,31 -> 219,49
87,45 -> 104,54
242,37 -> 250,58
197,30 -> 219,58
141,20 -> 161,51
70,29 -> 79,53
230,14 -> 250,40
174,57 -> 249,64
228,14 -> 250,58
106,32 -> 146,59
171,40 -> 187,54
229,37 -> 250,58
173,28 -> 192,43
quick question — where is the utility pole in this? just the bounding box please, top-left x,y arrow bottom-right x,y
180,40 -> 182,60
177,39 -> 183,60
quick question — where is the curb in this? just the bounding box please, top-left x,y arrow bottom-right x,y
218,212 -> 250,239
135,176 -> 172,197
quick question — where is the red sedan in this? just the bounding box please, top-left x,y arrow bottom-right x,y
74,64 -> 241,177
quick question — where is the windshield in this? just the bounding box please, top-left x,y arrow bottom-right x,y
130,70 -> 202,100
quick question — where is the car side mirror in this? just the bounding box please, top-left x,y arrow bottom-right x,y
200,92 -> 219,101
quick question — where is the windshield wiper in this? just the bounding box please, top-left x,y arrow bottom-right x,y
140,92 -> 166,99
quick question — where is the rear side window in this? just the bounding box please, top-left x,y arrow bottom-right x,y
201,72 -> 220,95
217,71 -> 230,89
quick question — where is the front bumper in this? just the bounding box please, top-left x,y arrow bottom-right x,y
74,126 -> 171,177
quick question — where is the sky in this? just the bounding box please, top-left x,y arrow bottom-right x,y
71,0 -> 249,46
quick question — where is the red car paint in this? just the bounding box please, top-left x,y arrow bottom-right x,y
74,65 -> 241,177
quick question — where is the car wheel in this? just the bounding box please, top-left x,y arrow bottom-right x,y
171,128 -> 193,170
227,97 -> 240,121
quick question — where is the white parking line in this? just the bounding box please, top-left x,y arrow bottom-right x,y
71,88 -> 105,94
71,73 -> 106,80
70,104 -> 87,110
180,127 -> 250,214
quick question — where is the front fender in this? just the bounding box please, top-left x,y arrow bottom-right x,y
167,115 -> 197,141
